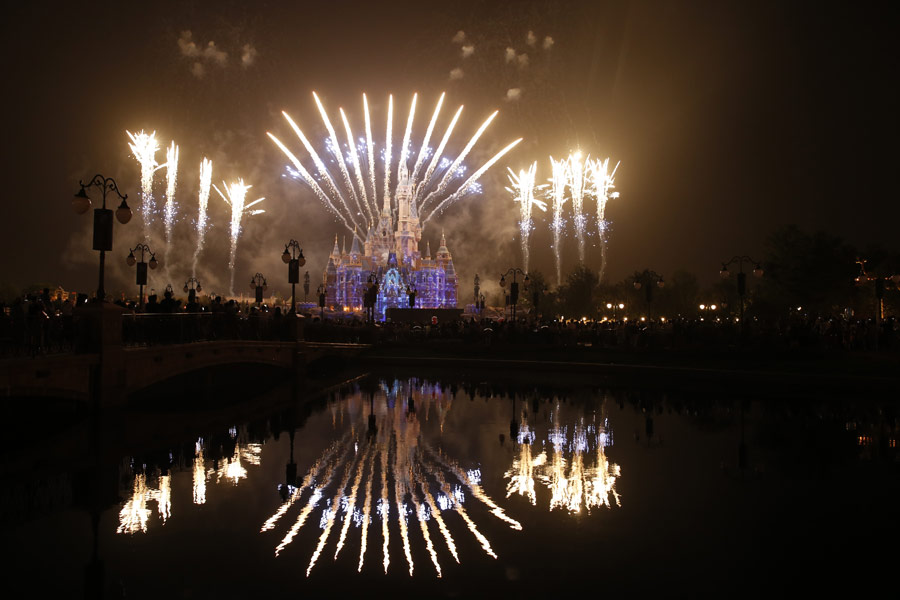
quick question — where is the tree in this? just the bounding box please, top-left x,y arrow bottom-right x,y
556,263 -> 600,319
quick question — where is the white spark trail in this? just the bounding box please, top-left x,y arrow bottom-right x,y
339,107 -> 373,226
313,92 -> 363,232
414,105 -> 463,208
383,95 -> 393,209
506,162 -> 545,273
423,137 -> 523,223
126,130 -> 162,244
213,180 -> 265,296
164,141 -> 179,278
410,92 -> 444,187
590,157 -> 621,283
363,94 -> 378,219
397,93 -> 418,187
568,152 -> 587,263
550,157 -> 569,286
191,158 -> 212,277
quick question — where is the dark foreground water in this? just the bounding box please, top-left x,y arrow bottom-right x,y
2,372 -> 898,598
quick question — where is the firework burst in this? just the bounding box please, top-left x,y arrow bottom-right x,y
163,141 -> 179,277
213,179 -> 265,296
505,162 -> 546,272
126,130 -> 164,243
589,157 -> 620,283
268,92 -> 521,238
191,158 -> 213,278
549,157 -> 569,286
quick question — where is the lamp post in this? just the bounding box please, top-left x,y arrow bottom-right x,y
126,244 -> 158,311
74,174 -> 133,301
479,293 -> 486,316
303,271 -> 310,304
281,240 -> 306,313
183,277 -> 202,304
499,268 -> 529,322
317,283 -> 327,320
474,273 -> 480,313
719,256 -> 763,332
606,302 -> 625,321
365,274 -> 380,323
631,271 -> 665,321
250,273 -> 268,306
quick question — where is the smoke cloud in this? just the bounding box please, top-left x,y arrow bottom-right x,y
543,36 -> 555,50
449,67 -> 464,80
241,44 -> 258,67
505,47 -> 516,63
526,30 -> 537,46
505,88 -> 522,101
461,44 -> 475,58
452,30 -> 466,44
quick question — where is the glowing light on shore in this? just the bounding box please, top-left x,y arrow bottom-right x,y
126,130 -> 163,243
213,179 -> 265,296
270,92 -> 518,236
191,158 -> 213,278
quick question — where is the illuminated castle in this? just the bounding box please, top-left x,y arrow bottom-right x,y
323,163 -> 458,318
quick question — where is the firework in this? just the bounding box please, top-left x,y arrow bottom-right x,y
269,92 -> 521,237
191,158 -> 213,278
126,130 -> 163,243
505,162 -> 546,273
549,157 -> 569,286
589,157 -> 620,283
568,151 -> 588,263
213,179 -> 265,296
163,141 -> 179,277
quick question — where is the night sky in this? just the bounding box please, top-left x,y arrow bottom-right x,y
1,0 -> 897,300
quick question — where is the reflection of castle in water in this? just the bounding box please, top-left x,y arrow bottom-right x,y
505,400 -> 621,514
262,379 -> 521,578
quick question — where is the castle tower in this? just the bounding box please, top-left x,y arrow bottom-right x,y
435,230 -> 458,308
395,161 -> 421,266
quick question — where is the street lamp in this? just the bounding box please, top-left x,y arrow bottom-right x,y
499,268 -> 529,321
74,174 -> 132,301
281,239 -> 306,313
631,271 -> 664,320
317,282 -> 327,320
126,243 -> 158,311
719,255 -> 763,330
606,302 -> 625,320
183,277 -> 202,304
474,273 -> 480,308
250,273 -> 268,305
303,271 -> 310,304
364,274 -> 380,323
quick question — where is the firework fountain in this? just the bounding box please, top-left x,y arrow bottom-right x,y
567,151 -> 588,263
191,158 -> 213,278
126,130 -> 163,244
163,141 -> 179,279
267,92 -> 522,240
549,157 -> 569,286
505,162 -> 546,272
213,179 -> 265,296
589,157 -> 620,283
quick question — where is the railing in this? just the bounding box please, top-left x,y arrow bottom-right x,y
122,313 -> 302,347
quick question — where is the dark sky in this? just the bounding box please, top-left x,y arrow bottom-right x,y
1,0 -> 897,300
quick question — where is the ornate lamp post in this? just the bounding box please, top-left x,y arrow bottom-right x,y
126,244 -> 158,311
73,174 -> 132,301
606,302 -> 625,320
250,273 -> 268,305
281,240 -> 306,313
474,274 -> 480,310
183,277 -> 202,304
631,271 -> 665,321
719,256 -> 763,331
499,268 -> 529,322
317,283 -> 327,320
303,271 -> 310,304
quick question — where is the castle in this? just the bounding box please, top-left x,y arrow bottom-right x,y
323,163 -> 458,319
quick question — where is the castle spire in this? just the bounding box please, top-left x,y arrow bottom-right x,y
331,235 -> 340,258
425,241 -> 432,259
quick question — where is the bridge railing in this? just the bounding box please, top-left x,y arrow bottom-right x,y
122,313 -> 303,347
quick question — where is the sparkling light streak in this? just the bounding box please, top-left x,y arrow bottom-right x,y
212,179 -> 265,296
549,157 -> 569,286
126,130 -> 163,244
163,141 -> 179,274
568,151 -> 587,263
191,158 -> 213,278
506,162 -> 546,272
589,157 -> 621,283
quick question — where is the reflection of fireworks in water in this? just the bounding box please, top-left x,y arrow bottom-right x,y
213,179 -> 265,296
549,157 -> 569,286
191,158 -> 213,278
260,380 -> 522,578
126,130 -> 163,244
504,401 -> 621,514
268,92 -> 521,238
506,162 -> 547,273
163,141 -> 179,278
117,472 -> 172,534
589,157 -> 620,283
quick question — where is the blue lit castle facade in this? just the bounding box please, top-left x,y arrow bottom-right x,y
323,163 -> 458,319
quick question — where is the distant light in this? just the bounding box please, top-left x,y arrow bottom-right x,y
699,304 -> 706,310
710,304 -> 717,310
797,306 -> 802,311
640,317 -> 646,322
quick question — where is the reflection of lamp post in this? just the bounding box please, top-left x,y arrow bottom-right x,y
303,271 -> 310,304
183,277 -> 202,304
250,273 -> 268,305
499,268 -> 529,321
281,240 -> 306,313
631,271 -> 665,320
126,243 -> 158,311
719,256 -> 763,332
317,283 -> 327,320
74,174 -> 133,301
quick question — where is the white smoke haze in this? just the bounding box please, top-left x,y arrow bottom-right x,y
178,30 -> 200,57
517,53 -> 529,69
505,88 -> 522,101
543,35 -> 555,50
452,30 -> 466,44
241,44 -> 258,68
449,67 -> 464,80
526,30 -> 537,46
191,62 -> 205,79
461,44 -> 475,58
505,47 -> 516,63
202,41 -> 227,65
